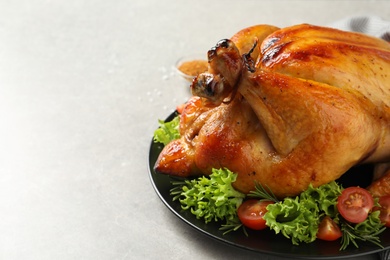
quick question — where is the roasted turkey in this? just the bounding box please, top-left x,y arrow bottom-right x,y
155,24 -> 390,198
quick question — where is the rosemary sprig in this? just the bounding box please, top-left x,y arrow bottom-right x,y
220,220 -> 248,236
247,181 -> 279,203
340,212 -> 386,251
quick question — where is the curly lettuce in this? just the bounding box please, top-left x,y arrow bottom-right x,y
340,209 -> 386,250
170,168 -> 245,224
264,181 -> 343,245
153,115 -> 180,145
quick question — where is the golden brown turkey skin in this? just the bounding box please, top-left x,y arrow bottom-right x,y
367,169 -> 390,197
154,24 -> 390,198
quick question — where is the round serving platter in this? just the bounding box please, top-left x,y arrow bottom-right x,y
148,111 -> 390,259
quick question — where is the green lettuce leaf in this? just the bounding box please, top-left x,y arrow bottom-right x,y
340,210 -> 386,250
264,181 -> 343,245
300,181 -> 342,218
171,168 -> 245,224
153,115 -> 180,145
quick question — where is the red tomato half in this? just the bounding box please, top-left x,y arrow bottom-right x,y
317,216 -> 342,241
337,187 -> 374,223
237,199 -> 274,230
377,195 -> 390,227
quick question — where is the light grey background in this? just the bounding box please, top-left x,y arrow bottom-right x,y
0,1 -> 389,259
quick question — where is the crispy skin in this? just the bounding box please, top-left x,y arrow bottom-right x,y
154,24 -> 390,198
368,169 -> 390,197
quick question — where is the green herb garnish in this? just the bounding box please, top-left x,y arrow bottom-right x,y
153,115 -> 180,145
156,117 -> 386,250
170,168 -> 245,226
340,210 -> 385,250
248,182 -> 279,203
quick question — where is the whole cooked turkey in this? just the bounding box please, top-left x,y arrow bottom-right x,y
155,24 -> 390,198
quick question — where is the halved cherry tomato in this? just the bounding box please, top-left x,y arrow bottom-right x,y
237,199 -> 274,230
337,187 -> 374,223
377,195 -> 390,227
317,216 -> 342,241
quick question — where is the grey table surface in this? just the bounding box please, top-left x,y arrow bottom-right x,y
0,0 -> 389,259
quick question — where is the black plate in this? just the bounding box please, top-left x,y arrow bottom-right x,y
148,112 -> 390,259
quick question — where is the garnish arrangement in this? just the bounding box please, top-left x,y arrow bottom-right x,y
153,115 -> 389,251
